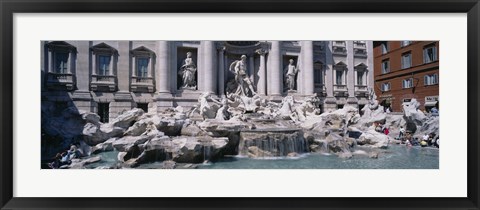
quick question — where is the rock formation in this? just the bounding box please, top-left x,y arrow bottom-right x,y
42,90 -> 439,169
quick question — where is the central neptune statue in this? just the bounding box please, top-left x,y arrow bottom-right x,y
228,55 -> 256,97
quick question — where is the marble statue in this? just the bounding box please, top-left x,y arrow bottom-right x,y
294,96 -> 320,121
367,88 -> 379,110
210,95 -> 231,120
284,59 -> 299,91
178,52 -> 197,89
274,96 -> 298,121
228,55 -> 256,96
189,92 -> 217,120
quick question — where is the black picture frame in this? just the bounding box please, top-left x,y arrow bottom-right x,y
1,0 -> 479,209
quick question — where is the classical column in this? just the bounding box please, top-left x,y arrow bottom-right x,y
217,46 -> 225,95
157,41 -> 170,93
91,52 -> 97,76
109,53 -> 114,76
269,41 -> 282,96
132,56 -> 137,77
366,41 -> 374,89
346,41 -> 355,99
117,42 -> 130,91
148,55 -> 153,78
48,50 -> 53,73
204,41 -> 216,94
249,54 -> 255,84
302,41 -> 314,95
67,51 -> 73,74
256,49 -> 267,95
325,42 -> 334,98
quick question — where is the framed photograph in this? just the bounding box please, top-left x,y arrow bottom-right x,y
1,0 -> 479,209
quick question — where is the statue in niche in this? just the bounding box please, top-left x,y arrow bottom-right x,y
178,52 -> 197,89
284,59 -> 299,91
228,55 -> 256,96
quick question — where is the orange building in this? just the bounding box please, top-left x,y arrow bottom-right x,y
373,41 -> 439,112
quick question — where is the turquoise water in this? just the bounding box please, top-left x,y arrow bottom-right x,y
198,145 -> 439,169
88,145 -> 439,169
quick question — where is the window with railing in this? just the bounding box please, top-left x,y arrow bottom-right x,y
333,41 -> 346,46
90,42 -> 117,91
332,41 -> 347,55
354,41 -> 366,48
45,41 -> 76,90
131,46 -> 155,92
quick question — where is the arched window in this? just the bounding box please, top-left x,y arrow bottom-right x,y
45,41 -> 76,90
90,42 -> 118,92
131,46 -> 156,92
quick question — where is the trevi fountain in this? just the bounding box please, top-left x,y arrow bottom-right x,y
41,53 -> 439,169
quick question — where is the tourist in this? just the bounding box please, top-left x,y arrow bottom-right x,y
422,134 -> 429,145
48,153 -> 63,169
427,133 -> 436,146
431,107 -> 439,116
383,126 -> 390,136
411,137 -> 420,146
420,140 -> 428,147
434,137 -> 440,148
375,123 -> 383,133
398,126 -> 405,140
405,137 -> 412,147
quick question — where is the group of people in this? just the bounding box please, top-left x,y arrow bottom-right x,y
48,144 -> 84,169
396,126 -> 439,148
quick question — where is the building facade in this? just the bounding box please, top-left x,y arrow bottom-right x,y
41,41 -> 374,122
373,41 -> 439,112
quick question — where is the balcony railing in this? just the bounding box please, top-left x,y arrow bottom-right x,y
353,41 -> 366,49
332,46 -> 347,56
354,49 -> 367,57
91,75 -> 116,91
92,75 -> 115,83
46,72 -> 75,90
314,83 -> 326,96
355,85 -> 368,91
333,84 -> 347,91
131,76 -> 154,92
333,85 -> 348,97
333,41 -> 346,47
355,85 -> 368,97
